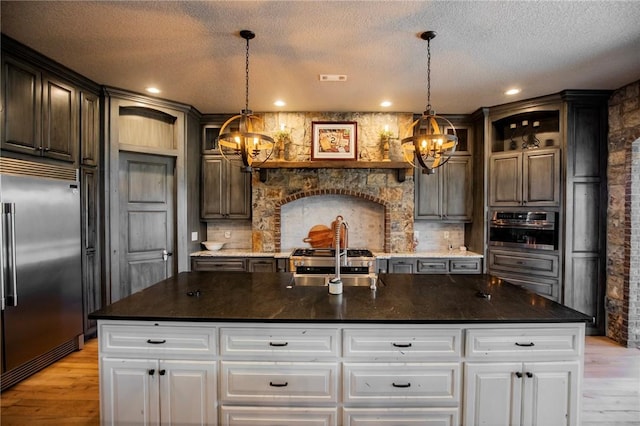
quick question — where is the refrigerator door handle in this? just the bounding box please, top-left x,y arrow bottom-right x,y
2,203 -> 18,308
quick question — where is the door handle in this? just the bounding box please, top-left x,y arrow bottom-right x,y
162,249 -> 173,261
2,203 -> 18,308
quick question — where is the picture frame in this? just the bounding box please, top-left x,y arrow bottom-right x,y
311,121 -> 357,160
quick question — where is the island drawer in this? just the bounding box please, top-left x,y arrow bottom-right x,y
465,327 -> 583,359
99,324 -> 216,358
343,407 -> 459,425
343,362 -> 460,405
220,327 -> 339,358
220,406 -> 338,425
220,361 -> 338,404
343,328 -> 462,359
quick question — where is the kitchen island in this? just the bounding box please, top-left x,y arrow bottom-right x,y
91,272 -> 591,426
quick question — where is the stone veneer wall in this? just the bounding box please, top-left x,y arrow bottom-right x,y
607,79 -> 640,347
251,111 -> 416,253
252,168 -> 414,252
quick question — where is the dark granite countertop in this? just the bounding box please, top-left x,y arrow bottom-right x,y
90,272 -> 591,324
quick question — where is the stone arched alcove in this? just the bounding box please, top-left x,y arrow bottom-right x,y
275,189 -> 390,252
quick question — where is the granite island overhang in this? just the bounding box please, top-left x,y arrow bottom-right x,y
90,271 -> 592,324
90,272 -> 591,425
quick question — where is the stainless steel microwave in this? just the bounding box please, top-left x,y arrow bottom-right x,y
489,211 -> 558,251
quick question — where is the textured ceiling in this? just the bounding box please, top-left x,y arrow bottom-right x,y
2,1 -> 639,114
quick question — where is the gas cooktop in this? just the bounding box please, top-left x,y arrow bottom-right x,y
291,248 -> 375,258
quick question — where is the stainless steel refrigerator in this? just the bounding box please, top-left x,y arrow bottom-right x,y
1,159 -> 83,390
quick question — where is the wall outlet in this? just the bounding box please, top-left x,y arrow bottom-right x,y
191,231 -> 198,242
224,231 -> 231,239
413,231 -> 420,240
443,231 -> 450,240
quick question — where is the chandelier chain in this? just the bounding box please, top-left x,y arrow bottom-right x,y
426,37 -> 431,113
245,35 -> 250,112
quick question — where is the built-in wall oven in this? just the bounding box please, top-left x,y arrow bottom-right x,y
489,211 -> 558,251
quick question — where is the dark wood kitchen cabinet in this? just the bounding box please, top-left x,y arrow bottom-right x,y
80,91 -> 100,167
81,167 -> 101,336
1,54 -> 79,165
415,121 -> 473,222
415,155 -> 473,221
201,155 -> 251,220
489,147 -> 560,207
191,257 -> 276,272
486,91 -> 610,332
388,257 -> 481,274
2,37 -> 103,338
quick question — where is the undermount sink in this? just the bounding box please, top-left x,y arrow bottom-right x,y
292,274 -> 380,288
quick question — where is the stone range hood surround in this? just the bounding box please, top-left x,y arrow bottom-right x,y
251,168 -> 414,252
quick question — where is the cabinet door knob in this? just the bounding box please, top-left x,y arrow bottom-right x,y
526,372 -> 533,378
515,372 -> 523,378
148,369 -> 155,376
159,369 -> 166,376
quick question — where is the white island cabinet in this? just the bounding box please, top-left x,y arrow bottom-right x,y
97,321 -> 584,426
99,322 -> 217,425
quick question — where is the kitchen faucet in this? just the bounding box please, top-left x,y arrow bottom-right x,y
329,215 -> 348,294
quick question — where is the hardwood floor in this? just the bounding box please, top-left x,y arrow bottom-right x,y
0,339 -> 99,425
0,336 -> 638,425
581,336 -> 640,425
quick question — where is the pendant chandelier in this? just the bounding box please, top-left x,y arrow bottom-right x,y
218,30 -> 274,171
401,31 -> 458,174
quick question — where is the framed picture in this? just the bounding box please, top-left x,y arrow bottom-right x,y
311,121 -> 357,160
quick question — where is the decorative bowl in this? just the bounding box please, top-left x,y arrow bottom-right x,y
202,241 -> 225,251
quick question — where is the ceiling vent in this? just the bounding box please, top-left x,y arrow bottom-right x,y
319,74 -> 347,82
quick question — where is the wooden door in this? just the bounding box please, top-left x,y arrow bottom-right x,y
42,74 -> 77,163
414,167 -> 442,220
80,91 -> 100,166
119,152 -> 175,298
159,360 -> 217,425
523,148 -> 560,206
101,358 -> 160,426
1,55 -> 41,154
522,361 -> 579,426
201,156 -> 225,219
464,362 -> 523,426
443,156 -> 472,221
490,151 -> 522,206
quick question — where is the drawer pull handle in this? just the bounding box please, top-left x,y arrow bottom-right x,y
146,339 -> 167,345
515,342 -> 535,347
392,343 -> 412,348
392,382 -> 411,388
269,342 -> 289,347
269,381 -> 288,387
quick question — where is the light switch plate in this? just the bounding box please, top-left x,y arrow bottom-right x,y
191,231 -> 198,241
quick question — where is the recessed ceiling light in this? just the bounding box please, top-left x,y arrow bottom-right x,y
380,100 -> 392,107
505,88 -> 521,96
145,87 -> 161,94
274,100 -> 286,107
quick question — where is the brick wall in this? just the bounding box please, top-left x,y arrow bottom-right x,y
607,80 -> 640,347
